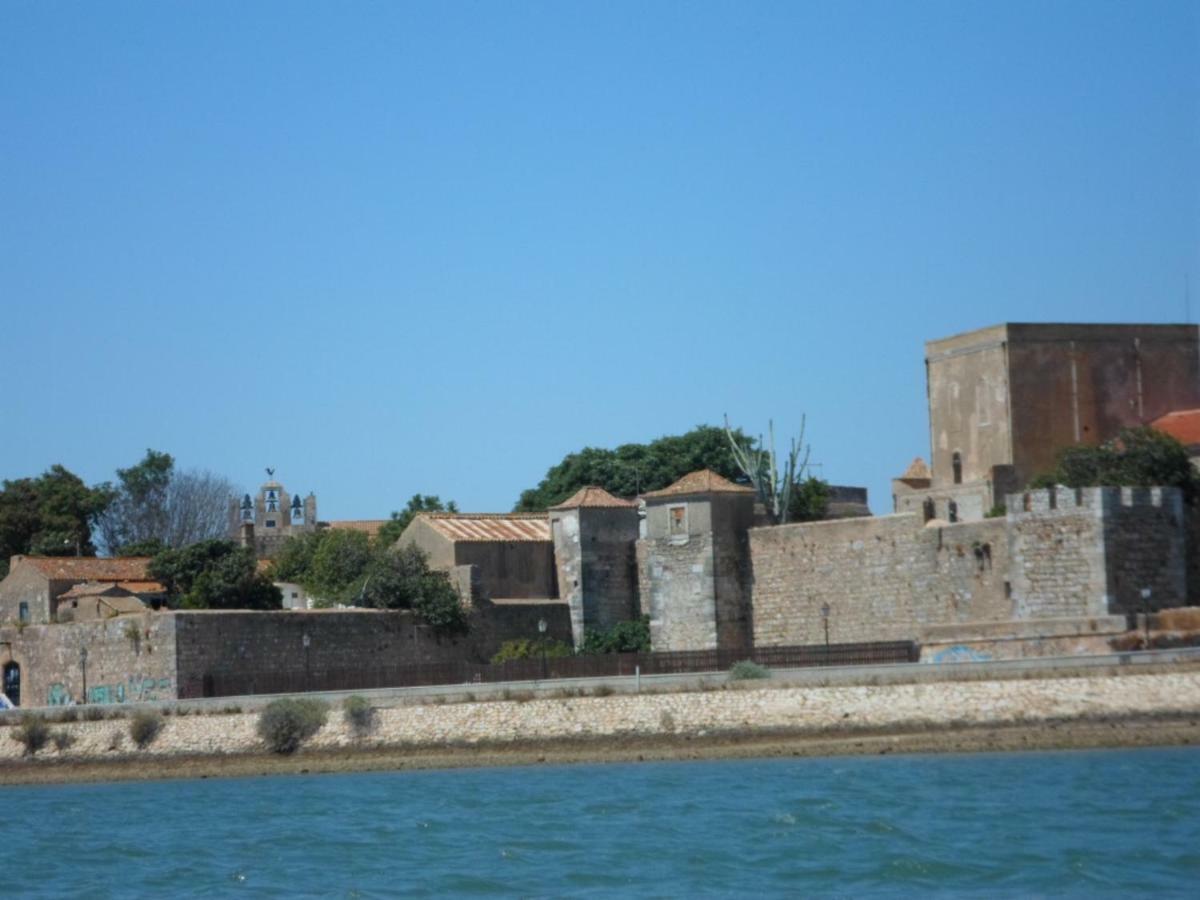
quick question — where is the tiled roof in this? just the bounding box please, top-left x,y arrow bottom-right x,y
14,556 -> 154,582
326,520 -> 390,540
117,580 -> 167,595
642,469 -> 755,499
417,513 -> 551,542
99,596 -> 150,615
1151,409 -> 1200,448
549,486 -> 637,510
899,457 -> 932,481
58,582 -> 130,600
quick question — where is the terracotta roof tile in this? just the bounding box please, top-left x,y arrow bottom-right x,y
1151,409 -> 1200,448
549,486 -> 637,510
14,556 -> 154,582
898,457 -> 932,482
417,513 -> 551,542
642,469 -> 755,499
58,582 -> 130,600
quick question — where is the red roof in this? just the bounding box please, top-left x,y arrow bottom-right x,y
642,469 -> 755,499
12,556 -> 154,582
1151,409 -> 1200,448
549,486 -> 637,510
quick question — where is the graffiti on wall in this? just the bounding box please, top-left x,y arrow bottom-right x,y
47,682 -> 73,706
929,644 -> 993,664
84,674 -> 173,705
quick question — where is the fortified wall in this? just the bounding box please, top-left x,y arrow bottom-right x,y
0,602 -> 571,708
748,486 -> 1187,648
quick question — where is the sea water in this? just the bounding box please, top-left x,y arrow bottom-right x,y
2,747 -> 1198,897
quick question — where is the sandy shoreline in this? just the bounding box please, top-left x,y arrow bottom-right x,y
3,713 -> 1197,786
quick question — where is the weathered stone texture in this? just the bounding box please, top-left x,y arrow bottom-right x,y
638,533 -> 719,651
750,515 -> 1010,646
550,508 -> 640,646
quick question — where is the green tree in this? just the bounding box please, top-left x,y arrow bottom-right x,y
788,476 -> 831,523
148,539 -> 282,610
358,544 -> 468,634
0,465 -> 113,577
269,531 -> 326,584
375,494 -> 459,547
1031,427 -> 1199,499
514,425 -> 750,511
306,529 -> 373,603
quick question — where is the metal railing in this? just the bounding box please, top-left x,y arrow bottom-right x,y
181,640 -> 919,699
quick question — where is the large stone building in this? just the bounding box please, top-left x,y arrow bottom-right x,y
0,556 -> 165,626
892,323 -> 1200,522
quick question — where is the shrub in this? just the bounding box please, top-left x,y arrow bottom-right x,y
50,707 -> 79,723
729,660 -> 771,681
83,706 -> 106,722
51,729 -> 75,752
591,685 -> 615,698
129,711 -> 164,749
12,714 -> 50,756
343,695 -> 376,737
491,638 -> 574,664
257,698 -> 329,754
580,616 -> 651,655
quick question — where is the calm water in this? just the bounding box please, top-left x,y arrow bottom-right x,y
3,748 -> 1199,897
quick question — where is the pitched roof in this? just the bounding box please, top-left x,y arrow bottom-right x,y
898,457 -> 932,482
13,556 -> 154,582
58,582 -> 132,600
416,513 -> 551,542
325,520 -> 390,540
641,469 -> 755,499
1151,409 -> 1200,448
549,486 -> 637,510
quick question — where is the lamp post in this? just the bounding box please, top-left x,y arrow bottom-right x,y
79,646 -> 88,704
537,618 -> 548,680
1140,588 -> 1152,649
820,602 -> 831,665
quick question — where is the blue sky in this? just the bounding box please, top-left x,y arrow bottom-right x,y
2,1 -> 1197,519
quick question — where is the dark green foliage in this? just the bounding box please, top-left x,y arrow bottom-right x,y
82,706 -> 106,721
514,425 -> 750,511
257,698 -> 329,754
984,504 -> 1007,519
51,729 -> 74,752
116,538 -> 169,557
360,544 -> 468,635
579,616 -> 651,655
0,465 -> 113,577
149,540 -> 282,610
376,495 -> 459,547
342,695 -> 376,737
491,638 -> 575,664
269,531 -> 326,584
728,660 -> 771,680
1030,427 -> 1199,499
12,713 -> 50,756
788,477 -> 830,523
306,529 -> 373,602
129,710 -> 163,749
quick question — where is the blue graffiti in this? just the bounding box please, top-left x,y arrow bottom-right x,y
930,645 -> 993,664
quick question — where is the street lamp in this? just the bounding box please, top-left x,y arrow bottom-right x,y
79,646 -> 88,704
1140,588 -> 1152,648
820,602 -> 831,665
537,618 -> 548,680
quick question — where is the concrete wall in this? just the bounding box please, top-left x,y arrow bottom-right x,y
0,613 -> 178,707
398,518 -> 457,570
749,514 -> 1012,646
453,541 -> 557,600
0,564 -> 51,625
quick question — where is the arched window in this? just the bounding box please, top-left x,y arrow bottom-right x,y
952,452 -> 963,485
922,498 -> 935,522
948,500 -> 959,524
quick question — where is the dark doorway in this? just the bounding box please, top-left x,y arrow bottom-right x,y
3,662 -> 21,708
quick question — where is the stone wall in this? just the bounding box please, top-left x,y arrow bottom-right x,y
550,508 -> 640,646
1102,488 -> 1186,613
0,613 -> 178,708
749,514 -> 1011,646
0,564 -> 50,625
454,541 -> 558,600
638,532 -> 718,651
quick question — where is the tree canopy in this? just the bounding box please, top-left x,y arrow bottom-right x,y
1030,427 -> 1198,499
0,465 -> 113,578
514,425 -> 750,511
148,539 -> 282,611
96,449 -> 237,554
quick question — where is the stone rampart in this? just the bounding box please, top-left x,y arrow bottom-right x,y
749,514 -> 1010,646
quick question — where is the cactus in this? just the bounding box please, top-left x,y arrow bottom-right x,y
724,415 -> 811,524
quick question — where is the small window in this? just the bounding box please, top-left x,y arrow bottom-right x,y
18,602 -> 30,624
952,452 -> 963,485
948,500 -> 959,524
265,519 -> 276,528
668,504 -> 687,536
922,498 -> 935,523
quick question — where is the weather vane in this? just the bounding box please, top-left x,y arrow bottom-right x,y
266,467 -> 275,478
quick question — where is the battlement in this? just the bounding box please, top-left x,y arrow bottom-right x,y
1006,485 -> 1182,516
